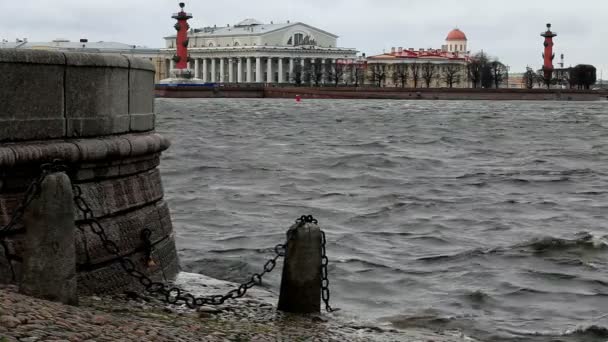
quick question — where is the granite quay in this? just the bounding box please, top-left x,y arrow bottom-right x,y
0,49 -> 179,296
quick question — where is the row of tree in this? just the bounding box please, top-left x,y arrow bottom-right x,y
289,52 -> 598,90
466,52 -> 509,89
367,62 -> 465,88
291,59 -> 366,87
289,52 -> 511,89
291,59 -> 470,88
522,64 -> 597,89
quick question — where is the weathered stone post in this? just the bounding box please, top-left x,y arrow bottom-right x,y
277,222 -> 322,314
20,172 -> 78,305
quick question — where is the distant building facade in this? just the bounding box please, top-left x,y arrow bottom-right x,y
162,19 -> 358,84
366,29 -> 471,88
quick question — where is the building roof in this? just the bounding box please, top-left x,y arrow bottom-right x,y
235,18 -> 264,26
177,19 -> 338,39
446,28 -> 467,41
368,48 -> 469,61
0,39 -> 155,51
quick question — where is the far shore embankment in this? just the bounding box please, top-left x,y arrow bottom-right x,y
155,84 -> 608,101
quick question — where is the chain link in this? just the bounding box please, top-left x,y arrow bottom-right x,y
320,230 -> 336,312
73,183 -> 315,309
0,163 -> 336,312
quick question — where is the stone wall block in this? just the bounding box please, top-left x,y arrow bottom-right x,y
156,200 -> 174,235
0,257 -> 20,284
67,116 -> 130,138
101,136 -> 133,160
129,68 -> 155,116
0,148 -> 16,168
7,142 -> 80,166
130,113 -> 156,132
64,53 -> 130,137
123,56 -> 156,132
124,56 -> 155,72
1,118 -> 66,142
117,154 -> 161,179
0,50 -> 66,142
0,193 -> 25,231
73,154 -> 160,182
74,139 -> 119,163
77,235 -> 179,295
129,133 -> 171,157
76,201 -> 173,266
73,169 -> 164,220
0,134 -> 168,170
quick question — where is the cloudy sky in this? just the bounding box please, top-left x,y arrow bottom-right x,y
1,0 -> 606,75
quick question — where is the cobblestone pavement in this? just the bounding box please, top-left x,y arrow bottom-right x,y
0,275 -> 479,342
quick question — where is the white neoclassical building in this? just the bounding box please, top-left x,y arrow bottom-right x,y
366,28 -> 472,88
162,19 -> 358,84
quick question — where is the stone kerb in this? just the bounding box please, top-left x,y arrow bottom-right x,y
0,49 -> 157,142
127,56 -> 156,132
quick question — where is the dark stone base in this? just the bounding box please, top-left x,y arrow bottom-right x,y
0,133 -> 179,294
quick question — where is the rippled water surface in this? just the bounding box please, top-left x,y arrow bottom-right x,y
156,98 -> 608,341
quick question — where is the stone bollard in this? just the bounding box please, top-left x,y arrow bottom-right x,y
19,172 -> 78,305
277,222 -> 322,314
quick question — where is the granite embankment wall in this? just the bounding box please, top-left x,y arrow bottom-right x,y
0,50 -> 179,294
156,84 -> 608,101
155,84 -> 264,98
265,86 -> 608,101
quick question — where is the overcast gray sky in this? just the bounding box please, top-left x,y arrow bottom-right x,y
1,0 -> 606,75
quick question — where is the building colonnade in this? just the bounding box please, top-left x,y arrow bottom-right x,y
167,56 -> 357,84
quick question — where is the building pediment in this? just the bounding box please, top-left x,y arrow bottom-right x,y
168,22 -> 338,40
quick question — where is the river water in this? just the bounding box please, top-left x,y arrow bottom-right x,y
155,98 -> 608,342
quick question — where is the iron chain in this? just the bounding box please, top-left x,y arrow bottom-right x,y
1,163 -> 335,312
74,184 -> 326,309
320,230 -> 335,312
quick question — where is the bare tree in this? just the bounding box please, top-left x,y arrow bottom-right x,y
392,64 -> 409,88
522,67 -> 536,89
347,62 -> 366,87
327,60 -> 346,87
422,62 -> 436,88
310,59 -> 324,86
490,60 -> 507,88
535,70 -> 545,88
570,64 -> 597,89
301,60 -> 313,86
467,52 -> 489,88
291,58 -> 304,86
443,64 -> 461,88
369,64 -> 387,87
410,62 -> 421,88
541,68 -> 554,89
467,62 -> 482,88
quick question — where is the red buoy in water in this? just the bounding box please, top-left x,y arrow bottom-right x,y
295,95 -> 302,102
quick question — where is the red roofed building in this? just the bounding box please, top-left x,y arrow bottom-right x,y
366,28 -> 471,88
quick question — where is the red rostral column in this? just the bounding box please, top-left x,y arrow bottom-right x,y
172,2 -> 193,69
541,23 -> 557,81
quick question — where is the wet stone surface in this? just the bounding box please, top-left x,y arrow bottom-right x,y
0,279 -> 478,342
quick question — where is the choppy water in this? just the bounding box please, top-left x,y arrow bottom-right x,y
156,98 -> 608,341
